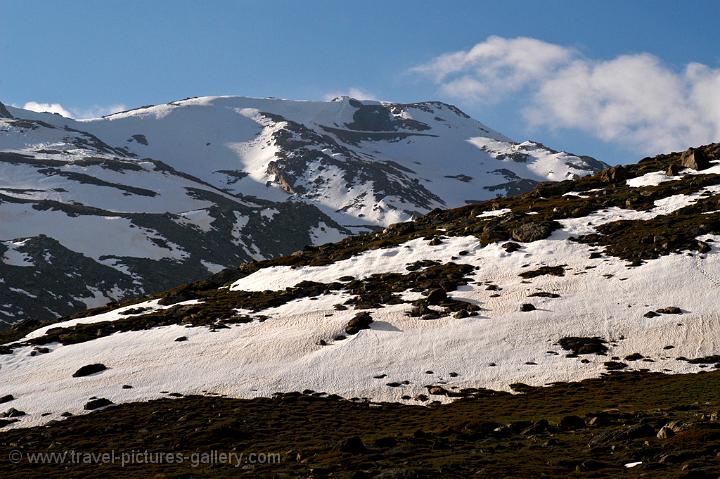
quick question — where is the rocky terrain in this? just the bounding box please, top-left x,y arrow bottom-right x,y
6,98 -> 720,476
4,370 -> 720,478
0,97 -> 605,325
1,142 -> 719,410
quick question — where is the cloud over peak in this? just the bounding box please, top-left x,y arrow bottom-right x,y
21,101 -> 126,119
413,36 -> 720,155
323,87 -> 378,102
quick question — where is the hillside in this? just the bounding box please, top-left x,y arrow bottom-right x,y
1,141 -> 718,418
0,97 -> 605,325
1,142 -> 719,477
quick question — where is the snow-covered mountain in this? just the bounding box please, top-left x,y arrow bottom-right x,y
0,96 -> 606,325
1,142 -> 718,431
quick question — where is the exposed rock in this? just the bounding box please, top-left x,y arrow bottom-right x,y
426,288 -> 447,305
697,240 -> 712,253
509,383 -> 535,393
345,312 -> 373,335
598,165 -> 629,183
511,221 -> 555,243
657,306 -> 683,314
666,164 -> 681,176
84,398 -> 114,410
624,353 -> 644,361
519,265 -> 565,279
502,241 -> 521,252
335,436 -> 367,454
528,292 -> 560,298
657,425 -> 675,440
427,386 -> 449,396
521,419 -> 549,435
520,303 -> 536,312
0,395 -> 14,404
1,408 -> 26,418
558,415 -> 586,431
72,363 -> 108,377
680,147 -> 711,171
603,361 -> 628,371
558,337 -> 608,355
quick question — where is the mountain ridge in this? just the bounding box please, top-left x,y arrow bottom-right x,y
0,96 -> 606,325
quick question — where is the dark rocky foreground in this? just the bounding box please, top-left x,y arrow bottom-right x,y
4,371 -> 720,478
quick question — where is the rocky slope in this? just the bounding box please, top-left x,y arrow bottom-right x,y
0,97 -> 605,325
4,371 -> 720,478
1,143 -> 719,478
1,142 -> 719,429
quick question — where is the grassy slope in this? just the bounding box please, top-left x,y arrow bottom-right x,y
3,370 -> 720,478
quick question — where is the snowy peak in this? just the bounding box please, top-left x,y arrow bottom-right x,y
72,95 -> 607,226
0,95 -> 606,325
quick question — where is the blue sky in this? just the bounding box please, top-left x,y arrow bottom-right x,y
1,0 -> 719,163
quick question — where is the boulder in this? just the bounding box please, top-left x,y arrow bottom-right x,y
511,221 -> 554,243
427,386 -> 449,396
598,165 -> 629,183
0,395 -> 14,404
558,415 -> 586,431
666,164 -> 681,176
603,361 -> 628,370
657,425 -> 675,440
657,306 -> 682,314
697,240 -> 712,253
680,147 -> 711,171
84,398 -> 114,410
521,419 -> 549,435
502,241 -> 521,252
72,363 -> 107,377
345,311 -> 373,335
426,288 -> 447,305
1,408 -> 26,418
335,436 -> 367,454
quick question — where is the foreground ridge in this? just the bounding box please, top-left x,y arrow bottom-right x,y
2,371 -> 720,477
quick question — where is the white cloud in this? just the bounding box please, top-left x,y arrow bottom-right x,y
323,87 -> 378,102
21,101 -> 125,119
412,36 -> 572,100
22,101 -> 72,117
413,36 -> 720,154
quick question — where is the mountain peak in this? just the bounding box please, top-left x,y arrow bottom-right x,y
0,101 -> 12,119
0,94 -> 607,324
